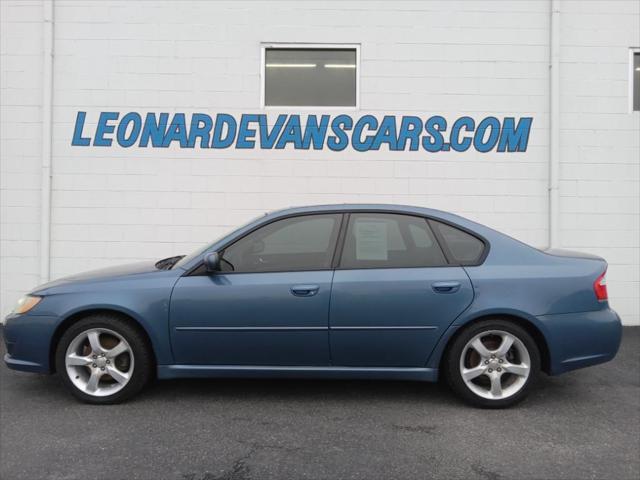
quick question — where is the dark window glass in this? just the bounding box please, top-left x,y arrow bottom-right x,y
264,48 -> 357,107
634,52 -> 640,112
221,214 -> 341,273
430,220 -> 485,264
339,214 -> 447,269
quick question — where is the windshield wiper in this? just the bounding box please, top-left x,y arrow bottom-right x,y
155,255 -> 185,270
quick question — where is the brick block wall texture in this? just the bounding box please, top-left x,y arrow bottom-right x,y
1,1 -> 638,324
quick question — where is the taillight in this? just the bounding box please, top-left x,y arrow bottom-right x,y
593,270 -> 608,302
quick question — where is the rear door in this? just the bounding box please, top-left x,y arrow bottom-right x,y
329,213 -> 474,367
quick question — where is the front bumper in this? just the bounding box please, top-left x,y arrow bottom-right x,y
2,313 -> 59,374
537,307 -> 622,375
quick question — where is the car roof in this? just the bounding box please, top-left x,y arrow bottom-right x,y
266,203 -> 442,216
263,204 -> 471,226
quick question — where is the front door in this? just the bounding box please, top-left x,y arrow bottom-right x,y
170,213 -> 343,366
329,213 -> 474,366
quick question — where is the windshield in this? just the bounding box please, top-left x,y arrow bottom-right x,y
173,213 -> 268,269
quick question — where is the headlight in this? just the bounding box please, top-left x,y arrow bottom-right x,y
13,295 -> 42,314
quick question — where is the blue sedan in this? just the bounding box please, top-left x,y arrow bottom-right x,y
3,204 -> 622,407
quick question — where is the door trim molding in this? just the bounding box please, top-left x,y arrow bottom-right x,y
175,326 -> 327,332
330,325 -> 438,330
175,325 -> 438,332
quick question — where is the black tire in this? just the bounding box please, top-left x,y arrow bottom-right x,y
55,314 -> 154,404
444,319 -> 541,409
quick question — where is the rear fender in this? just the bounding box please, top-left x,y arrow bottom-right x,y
425,308 -> 552,372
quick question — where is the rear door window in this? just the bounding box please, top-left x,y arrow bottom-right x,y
339,213 -> 447,269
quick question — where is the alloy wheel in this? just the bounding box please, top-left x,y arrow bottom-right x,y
64,327 -> 134,397
459,330 -> 531,400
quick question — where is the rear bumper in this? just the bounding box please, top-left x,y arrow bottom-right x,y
537,308 -> 622,375
2,313 -> 58,374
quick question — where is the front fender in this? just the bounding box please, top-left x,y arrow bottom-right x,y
4,295 -> 173,373
53,301 -> 173,366
7,271 -> 180,372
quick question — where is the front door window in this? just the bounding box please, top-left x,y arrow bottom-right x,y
221,214 -> 342,273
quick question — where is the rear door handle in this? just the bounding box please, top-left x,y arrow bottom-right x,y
290,285 -> 320,297
432,281 -> 461,294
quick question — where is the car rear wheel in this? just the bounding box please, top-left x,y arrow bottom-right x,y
55,314 -> 153,404
445,320 -> 540,408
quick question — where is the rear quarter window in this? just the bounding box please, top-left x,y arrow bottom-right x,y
430,220 -> 486,265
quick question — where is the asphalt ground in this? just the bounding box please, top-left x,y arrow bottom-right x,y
1,327 -> 638,480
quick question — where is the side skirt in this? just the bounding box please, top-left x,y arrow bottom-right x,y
157,365 -> 439,382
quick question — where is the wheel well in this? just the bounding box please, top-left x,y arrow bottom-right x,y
440,314 -> 551,374
49,308 -> 156,373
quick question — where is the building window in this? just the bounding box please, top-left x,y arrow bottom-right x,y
262,45 -> 358,108
631,49 -> 640,112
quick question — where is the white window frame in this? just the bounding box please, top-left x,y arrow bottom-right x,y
260,43 -> 361,110
629,47 -> 640,113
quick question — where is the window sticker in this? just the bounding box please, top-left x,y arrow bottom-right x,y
355,220 -> 388,260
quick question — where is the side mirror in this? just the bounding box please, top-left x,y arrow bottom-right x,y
204,252 -> 220,273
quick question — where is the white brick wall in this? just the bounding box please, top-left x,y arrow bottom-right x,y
1,0 -> 43,316
559,0 -> 640,326
1,0 -> 638,325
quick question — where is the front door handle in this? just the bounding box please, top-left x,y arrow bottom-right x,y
432,281 -> 461,294
290,285 -> 320,297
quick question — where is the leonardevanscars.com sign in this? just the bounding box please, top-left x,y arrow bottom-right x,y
72,112 -> 533,153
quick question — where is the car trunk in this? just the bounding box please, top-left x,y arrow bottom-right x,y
541,248 -> 606,263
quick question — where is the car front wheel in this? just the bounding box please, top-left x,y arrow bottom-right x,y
445,320 -> 541,408
55,314 -> 153,404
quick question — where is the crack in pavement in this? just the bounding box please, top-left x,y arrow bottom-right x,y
182,447 -> 255,480
391,423 -> 437,434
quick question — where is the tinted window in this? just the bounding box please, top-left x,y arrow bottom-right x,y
221,214 -> 341,272
634,51 -> 640,111
430,220 -> 485,264
340,214 -> 447,269
264,48 -> 357,107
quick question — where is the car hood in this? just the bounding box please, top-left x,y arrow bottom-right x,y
32,260 -> 162,294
